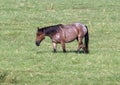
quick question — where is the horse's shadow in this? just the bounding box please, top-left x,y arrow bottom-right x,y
36,50 -> 84,54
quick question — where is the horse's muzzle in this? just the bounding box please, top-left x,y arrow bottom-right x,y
36,41 -> 41,46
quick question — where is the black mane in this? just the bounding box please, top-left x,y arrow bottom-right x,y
38,24 -> 63,35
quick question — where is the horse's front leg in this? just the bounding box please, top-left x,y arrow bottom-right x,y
52,42 -> 57,53
61,42 -> 66,53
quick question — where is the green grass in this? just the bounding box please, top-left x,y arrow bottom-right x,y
0,0 -> 120,84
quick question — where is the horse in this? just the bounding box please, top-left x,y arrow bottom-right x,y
35,23 -> 89,53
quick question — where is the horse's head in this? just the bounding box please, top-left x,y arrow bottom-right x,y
35,27 -> 45,46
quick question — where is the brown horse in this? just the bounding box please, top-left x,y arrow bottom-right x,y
35,23 -> 89,53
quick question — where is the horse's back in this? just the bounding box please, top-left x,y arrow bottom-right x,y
61,24 -> 78,42
60,23 -> 87,42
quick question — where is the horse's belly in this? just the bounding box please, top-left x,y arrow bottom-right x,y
64,30 -> 77,42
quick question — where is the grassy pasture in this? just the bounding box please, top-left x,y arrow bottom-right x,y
0,0 -> 120,84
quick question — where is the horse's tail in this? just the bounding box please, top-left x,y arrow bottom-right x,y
84,25 -> 89,53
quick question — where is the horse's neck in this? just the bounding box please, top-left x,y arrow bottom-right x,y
44,27 -> 60,38
45,34 -> 53,39
44,30 -> 53,39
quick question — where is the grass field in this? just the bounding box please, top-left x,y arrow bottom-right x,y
0,0 -> 120,84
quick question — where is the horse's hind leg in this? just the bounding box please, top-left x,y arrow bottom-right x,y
77,37 -> 82,53
52,42 -> 57,53
77,42 -> 86,53
77,37 -> 86,53
80,44 -> 86,53
61,42 -> 66,53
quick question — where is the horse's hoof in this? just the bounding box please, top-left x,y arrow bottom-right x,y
63,49 -> 66,53
85,50 -> 89,54
53,49 -> 57,53
76,51 -> 80,54
63,51 -> 66,53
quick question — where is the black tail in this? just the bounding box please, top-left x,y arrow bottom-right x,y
84,25 -> 89,53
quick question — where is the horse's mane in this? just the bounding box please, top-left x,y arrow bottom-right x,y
38,24 -> 63,35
